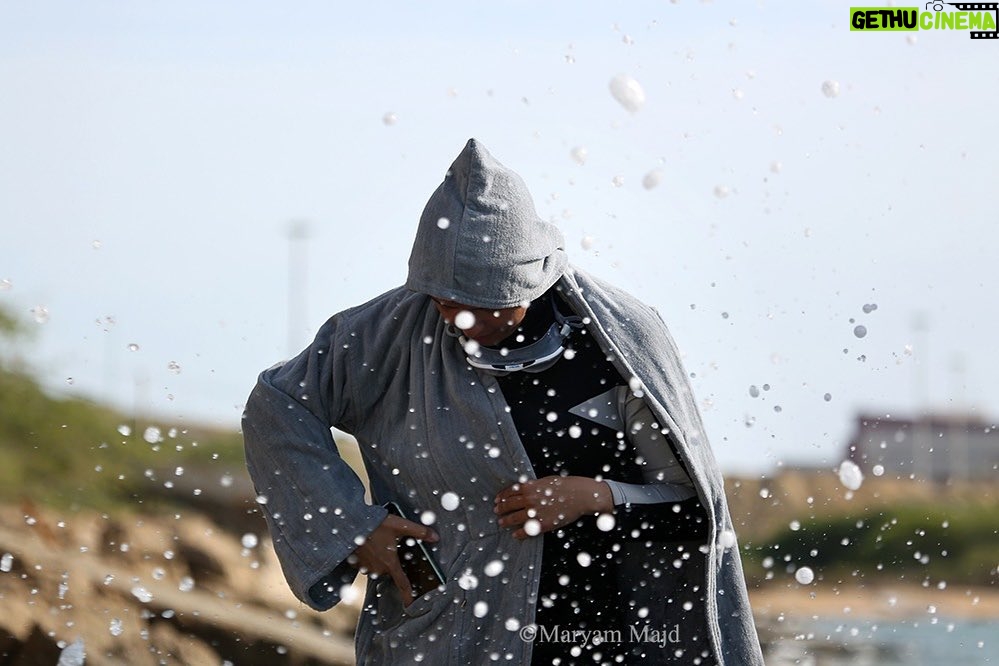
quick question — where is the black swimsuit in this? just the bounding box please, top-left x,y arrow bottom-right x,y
493,291 -> 714,665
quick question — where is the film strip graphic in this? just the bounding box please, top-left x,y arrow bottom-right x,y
947,2 -> 999,38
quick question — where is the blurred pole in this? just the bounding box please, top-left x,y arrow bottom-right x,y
287,220 -> 311,357
911,312 -> 930,410
911,312 -> 930,481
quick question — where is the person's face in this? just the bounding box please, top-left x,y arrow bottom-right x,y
431,297 -> 528,346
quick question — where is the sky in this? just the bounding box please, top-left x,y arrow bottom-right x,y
1,1 -> 997,475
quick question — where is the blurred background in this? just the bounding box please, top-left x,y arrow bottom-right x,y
1,2 -> 996,664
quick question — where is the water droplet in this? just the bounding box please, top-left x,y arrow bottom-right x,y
458,571 -> 479,590
0,279 -> 11,291
718,529 -> 737,549
748,385 -> 760,398
608,73 -> 646,112
420,510 -> 436,525
568,425 -> 582,439
524,519 -> 541,536
474,601 -> 489,618
837,460 -> 864,490
109,618 -> 123,636
642,169 -> 664,190
713,185 -> 730,199
178,576 -> 195,592
576,552 -> 592,567
441,492 -> 460,511
484,560 -> 504,577
821,80 -> 840,98
57,639 -> 86,666
795,566 -> 815,585
596,514 -> 616,532
382,112 -> 397,126
580,236 -> 595,251
454,311 -> 475,330
0,553 -> 13,572
872,464 -> 885,477
131,586 -> 153,603
436,217 -> 450,229
167,361 -> 181,374
570,147 -> 588,165
241,533 -> 259,549
770,161 -> 783,174
127,343 -> 140,352
143,427 -> 161,444
824,393 -> 833,402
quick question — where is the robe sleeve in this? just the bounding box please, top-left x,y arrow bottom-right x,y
242,315 -> 386,611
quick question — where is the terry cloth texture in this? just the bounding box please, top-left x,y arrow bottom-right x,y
405,138 -> 567,309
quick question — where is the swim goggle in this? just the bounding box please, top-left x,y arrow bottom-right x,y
451,296 -> 583,375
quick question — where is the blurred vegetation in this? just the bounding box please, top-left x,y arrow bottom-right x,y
737,483 -> 999,588
0,304 -> 245,513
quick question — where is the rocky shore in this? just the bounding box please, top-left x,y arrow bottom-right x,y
0,500 -> 360,665
3,493 -> 996,665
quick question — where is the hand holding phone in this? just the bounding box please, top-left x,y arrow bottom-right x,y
348,503 -> 443,607
383,502 -> 446,601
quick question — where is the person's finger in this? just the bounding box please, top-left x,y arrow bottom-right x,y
385,557 -> 415,607
384,513 -> 439,543
494,482 -> 526,503
494,494 -> 531,515
497,508 -> 533,529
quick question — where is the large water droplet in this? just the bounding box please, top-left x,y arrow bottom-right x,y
838,460 -> 864,490
454,311 -> 475,330
642,170 -> 664,190
57,639 -> 86,666
608,74 -> 646,112
821,80 -> 840,98
854,325 -> 868,339
795,566 -> 815,585
484,560 -> 504,577
441,492 -> 460,511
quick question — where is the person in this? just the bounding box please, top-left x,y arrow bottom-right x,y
242,139 -> 764,665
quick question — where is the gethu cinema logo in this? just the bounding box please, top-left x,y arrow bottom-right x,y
850,3 -> 998,39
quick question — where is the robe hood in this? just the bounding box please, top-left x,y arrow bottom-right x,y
405,138 -> 567,309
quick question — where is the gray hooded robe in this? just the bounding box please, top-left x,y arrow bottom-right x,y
242,139 -> 764,664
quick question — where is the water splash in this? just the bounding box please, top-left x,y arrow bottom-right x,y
608,74 -> 646,112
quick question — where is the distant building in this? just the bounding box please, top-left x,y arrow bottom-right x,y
847,412 -> 999,483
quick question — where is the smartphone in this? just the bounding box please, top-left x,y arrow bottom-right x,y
383,501 -> 446,599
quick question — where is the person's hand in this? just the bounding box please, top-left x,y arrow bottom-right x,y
348,513 -> 439,607
494,476 -> 613,540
